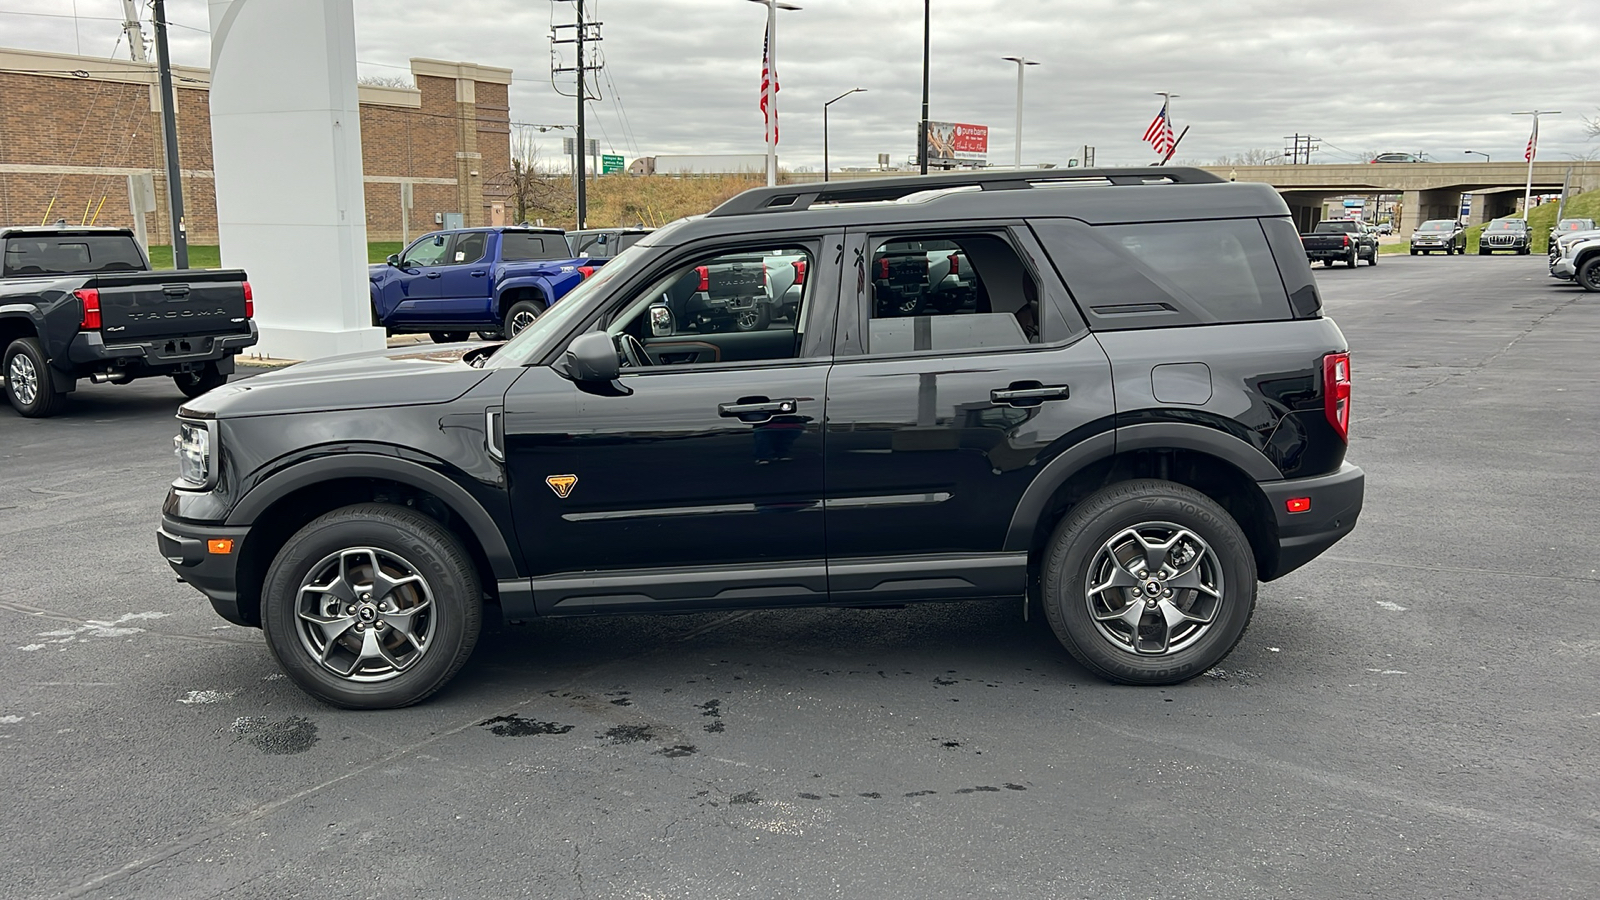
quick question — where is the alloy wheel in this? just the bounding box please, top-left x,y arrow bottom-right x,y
1083,522 -> 1224,656
294,547 -> 435,682
8,352 -> 38,407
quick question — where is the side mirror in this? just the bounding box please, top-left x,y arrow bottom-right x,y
649,304 -> 675,337
560,331 -> 620,383
386,254 -> 401,267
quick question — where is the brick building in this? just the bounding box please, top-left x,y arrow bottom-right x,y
0,47 -> 512,245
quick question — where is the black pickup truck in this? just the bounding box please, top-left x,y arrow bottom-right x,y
1300,220 -> 1379,267
1,227 -> 256,417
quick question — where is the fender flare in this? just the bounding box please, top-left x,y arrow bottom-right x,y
225,453 -> 519,580
493,279 -> 553,316
1001,422 -> 1282,552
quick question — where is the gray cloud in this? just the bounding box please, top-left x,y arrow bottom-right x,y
9,0 -> 1597,170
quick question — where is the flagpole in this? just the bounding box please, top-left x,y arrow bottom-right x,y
750,0 -> 801,187
1514,109 -> 1560,220
1154,91 -> 1178,164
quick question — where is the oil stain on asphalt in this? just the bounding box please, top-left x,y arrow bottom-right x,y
479,715 -> 575,737
222,715 -> 318,755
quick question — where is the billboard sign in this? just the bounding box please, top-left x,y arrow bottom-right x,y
926,121 -> 988,164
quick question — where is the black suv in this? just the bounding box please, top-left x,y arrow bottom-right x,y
158,168 -> 1364,709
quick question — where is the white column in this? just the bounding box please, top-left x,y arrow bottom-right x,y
207,0 -> 385,361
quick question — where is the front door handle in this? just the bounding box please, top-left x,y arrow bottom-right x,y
425,272 -> 442,279
718,397 -> 798,422
469,269 -> 487,276
991,383 -> 1070,407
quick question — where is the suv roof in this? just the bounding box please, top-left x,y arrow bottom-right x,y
0,226 -> 136,238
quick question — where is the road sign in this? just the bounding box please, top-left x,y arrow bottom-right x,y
602,154 -> 625,175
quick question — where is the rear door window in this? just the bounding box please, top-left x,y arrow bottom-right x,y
1030,218 -> 1294,329
856,232 -> 1042,356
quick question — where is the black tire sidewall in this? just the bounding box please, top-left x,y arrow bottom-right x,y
504,300 -> 546,337
1580,259 -> 1600,292
173,363 -> 226,399
261,504 -> 481,709
1041,480 -> 1257,685
4,337 -> 62,417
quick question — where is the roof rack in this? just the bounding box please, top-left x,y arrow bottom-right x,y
707,167 -> 1227,217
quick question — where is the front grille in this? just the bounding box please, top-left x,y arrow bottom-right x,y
1486,235 -> 1520,246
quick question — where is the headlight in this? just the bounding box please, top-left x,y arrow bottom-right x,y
173,420 -> 216,489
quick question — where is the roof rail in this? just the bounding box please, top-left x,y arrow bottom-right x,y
707,167 -> 1227,217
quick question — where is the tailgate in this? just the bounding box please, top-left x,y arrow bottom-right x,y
709,260 -> 764,299
92,270 -> 250,341
1300,235 -> 1347,252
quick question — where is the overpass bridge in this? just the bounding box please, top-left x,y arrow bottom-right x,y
1197,161 -> 1600,231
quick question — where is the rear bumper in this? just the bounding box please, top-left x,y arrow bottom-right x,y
67,322 -> 258,370
158,515 -> 255,627
1258,462 -> 1365,580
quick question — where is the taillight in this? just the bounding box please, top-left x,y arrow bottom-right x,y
1323,352 -> 1351,441
242,281 -> 254,318
793,260 -> 806,283
577,266 -> 595,280
879,258 -> 889,278
948,253 -> 959,274
1342,234 -> 1350,248
75,288 -> 101,330
695,265 -> 709,292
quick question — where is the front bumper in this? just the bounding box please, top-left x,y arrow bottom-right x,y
158,515 -> 254,626
1550,257 -> 1576,279
1258,462 -> 1365,580
68,322 -> 258,370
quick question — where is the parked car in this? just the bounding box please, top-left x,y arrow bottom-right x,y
1369,153 -> 1424,163
1301,220 -> 1379,267
1,226 -> 256,417
567,227 -> 653,261
1409,219 -> 1467,255
1376,222 -> 1393,235
1479,218 -> 1532,255
1548,228 -> 1600,290
158,167 -> 1363,709
1548,218 -> 1595,247
369,227 -> 595,342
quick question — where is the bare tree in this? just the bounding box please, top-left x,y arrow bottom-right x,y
1584,110 -> 1600,141
358,74 -> 414,89
502,126 -> 570,225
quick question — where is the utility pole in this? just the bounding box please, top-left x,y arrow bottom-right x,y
551,1 -> 603,228
919,0 -> 930,175
1002,56 -> 1038,170
1282,133 -> 1320,165
1513,109 -> 1559,220
119,0 -> 147,62
152,0 -> 186,269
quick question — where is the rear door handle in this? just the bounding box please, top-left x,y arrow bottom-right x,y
469,270 -> 487,276
718,397 -> 798,422
991,384 -> 1070,407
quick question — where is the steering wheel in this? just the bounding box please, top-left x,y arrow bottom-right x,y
618,333 -> 653,368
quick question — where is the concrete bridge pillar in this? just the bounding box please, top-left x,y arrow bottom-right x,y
1399,189 -> 1461,231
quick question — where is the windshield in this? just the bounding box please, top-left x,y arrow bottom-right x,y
1417,221 -> 1454,232
483,243 -> 648,369
1486,220 -> 1525,232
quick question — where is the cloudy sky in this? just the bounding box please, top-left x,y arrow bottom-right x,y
7,0 -> 1597,171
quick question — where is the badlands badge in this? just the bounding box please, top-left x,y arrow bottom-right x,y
545,474 -> 578,499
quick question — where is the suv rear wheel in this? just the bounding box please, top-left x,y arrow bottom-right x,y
1041,480 -> 1256,685
260,503 -> 482,709
173,362 -> 227,399
504,299 -> 547,338
4,337 -> 65,418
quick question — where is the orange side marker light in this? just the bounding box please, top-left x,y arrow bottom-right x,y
207,539 -> 235,555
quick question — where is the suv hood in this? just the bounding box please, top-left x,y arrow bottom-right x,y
180,341 -> 497,419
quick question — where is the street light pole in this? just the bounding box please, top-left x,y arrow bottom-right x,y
824,88 -> 867,183
919,0 -> 929,175
1464,150 -> 1490,162
151,0 -> 187,269
1002,56 -> 1038,170
1513,110 -> 1559,219
748,0 -> 801,187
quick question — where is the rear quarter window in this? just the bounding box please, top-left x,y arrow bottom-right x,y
1029,217 -> 1295,330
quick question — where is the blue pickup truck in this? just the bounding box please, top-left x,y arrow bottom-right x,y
369,227 -> 597,342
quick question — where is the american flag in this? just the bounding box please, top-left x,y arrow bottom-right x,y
760,32 -> 779,143
1525,118 -> 1538,163
1143,100 -> 1174,157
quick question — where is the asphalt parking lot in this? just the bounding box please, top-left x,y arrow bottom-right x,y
2,254 -> 1596,900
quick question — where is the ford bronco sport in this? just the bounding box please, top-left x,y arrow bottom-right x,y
158,168 -> 1364,709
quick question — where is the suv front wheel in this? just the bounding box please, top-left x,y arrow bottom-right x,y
1041,480 -> 1256,685
261,503 -> 482,709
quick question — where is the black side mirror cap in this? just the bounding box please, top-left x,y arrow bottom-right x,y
560,331 -> 621,383
386,254 -> 401,267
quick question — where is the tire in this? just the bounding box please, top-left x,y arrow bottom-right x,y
261,503 -> 482,709
1366,247 -> 1378,266
1040,480 -> 1257,686
503,299 -> 546,338
4,337 -> 66,418
429,332 -> 470,343
173,362 -> 227,399
1409,249 -> 1417,256
1576,257 -> 1600,293
1519,247 -> 1531,256
1346,248 -> 1358,268
732,302 -> 771,332
1479,247 -> 1490,255
475,331 -> 504,341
